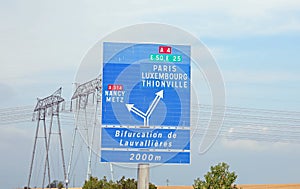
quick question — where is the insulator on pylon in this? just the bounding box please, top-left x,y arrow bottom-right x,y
62,101 -> 65,111
70,100 -> 73,112
32,112 -> 36,121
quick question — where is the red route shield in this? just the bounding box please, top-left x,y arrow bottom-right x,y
159,46 -> 172,54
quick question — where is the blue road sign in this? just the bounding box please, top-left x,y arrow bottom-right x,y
101,150 -> 190,164
101,42 -> 191,164
101,127 -> 190,150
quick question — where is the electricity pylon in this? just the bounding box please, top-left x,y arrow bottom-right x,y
67,77 -> 102,188
27,87 -> 67,189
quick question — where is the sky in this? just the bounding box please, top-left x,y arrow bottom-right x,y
1,0 -> 300,188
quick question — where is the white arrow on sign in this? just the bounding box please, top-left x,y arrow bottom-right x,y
125,103 -> 147,126
126,90 -> 164,127
125,104 -> 146,118
145,90 -> 163,117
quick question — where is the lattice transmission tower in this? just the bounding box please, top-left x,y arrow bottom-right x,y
66,76 -> 103,188
27,87 -> 67,189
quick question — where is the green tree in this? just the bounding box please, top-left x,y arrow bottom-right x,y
46,180 -> 65,188
116,176 -> 157,189
117,176 -> 137,189
149,182 -> 157,189
83,176 -> 157,189
83,176 -> 103,189
57,181 -> 64,189
193,162 -> 240,189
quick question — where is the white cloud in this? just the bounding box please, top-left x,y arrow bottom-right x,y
1,0 -> 300,85
135,0 -> 300,37
221,138 -> 298,152
223,70 -> 300,84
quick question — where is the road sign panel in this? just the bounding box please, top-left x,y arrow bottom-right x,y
101,150 -> 190,164
101,127 -> 190,150
101,42 -> 191,164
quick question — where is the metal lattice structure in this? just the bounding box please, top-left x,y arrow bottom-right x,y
27,87 -> 67,189
71,77 -> 101,110
67,77 -> 102,188
34,88 -> 64,112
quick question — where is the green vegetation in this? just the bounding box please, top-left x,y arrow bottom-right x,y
57,181 -> 64,189
44,180 -> 64,189
193,162 -> 241,189
82,176 -> 157,189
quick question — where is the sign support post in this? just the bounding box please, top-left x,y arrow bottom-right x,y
137,164 -> 149,189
